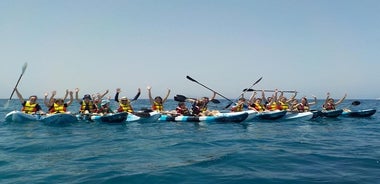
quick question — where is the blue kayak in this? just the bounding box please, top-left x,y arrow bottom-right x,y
341,109 -> 376,117
159,111 -> 248,123
90,112 -> 128,123
254,110 -> 287,120
41,113 -> 78,125
4,110 -> 42,122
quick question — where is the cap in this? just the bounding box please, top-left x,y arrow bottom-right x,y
121,96 -> 128,100
83,94 -> 92,100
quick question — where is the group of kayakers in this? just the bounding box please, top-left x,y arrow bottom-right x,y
12,86 -> 348,117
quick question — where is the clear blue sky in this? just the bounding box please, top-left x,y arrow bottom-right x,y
1,0 -> 379,100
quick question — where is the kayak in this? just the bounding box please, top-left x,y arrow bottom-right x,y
254,110 -> 287,120
90,112 -> 128,124
341,109 -> 376,117
320,109 -> 343,118
4,110 -> 42,122
41,113 -> 78,125
282,111 -> 314,121
158,111 -> 248,123
126,111 -> 161,123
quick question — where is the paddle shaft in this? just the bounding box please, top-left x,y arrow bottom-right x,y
225,77 -> 263,109
245,89 -> 296,93
186,76 -> 233,102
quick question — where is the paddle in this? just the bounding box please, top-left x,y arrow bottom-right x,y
351,101 -> 360,106
174,94 -> 220,104
243,89 -> 296,93
4,62 -> 28,108
224,77 -> 263,109
186,76 -> 233,103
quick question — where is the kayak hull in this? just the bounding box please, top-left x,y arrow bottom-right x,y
91,112 -> 128,123
5,111 -> 41,122
159,111 -> 249,123
41,113 -> 78,125
342,109 -> 376,117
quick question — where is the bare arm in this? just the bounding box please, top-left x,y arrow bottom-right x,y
335,93 -> 347,106
162,88 -> 171,103
147,86 -> 154,104
98,89 -> 109,99
66,91 -> 74,106
14,88 -> 25,104
309,95 -> 317,105
75,88 -> 81,103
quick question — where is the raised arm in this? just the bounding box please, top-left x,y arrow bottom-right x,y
14,88 -> 25,104
147,86 -> 154,104
335,93 -> 347,106
63,89 -> 69,101
209,91 -> 217,101
162,88 -> 171,103
44,92 -> 50,107
66,91 -> 74,106
75,88 -> 81,103
114,88 -> 121,102
132,88 -> 141,101
309,95 -> 317,105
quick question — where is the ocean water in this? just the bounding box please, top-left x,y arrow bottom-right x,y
0,99 -> 379,184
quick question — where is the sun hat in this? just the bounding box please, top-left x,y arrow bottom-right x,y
83,94 -> 92,100
101,99 -> 110,106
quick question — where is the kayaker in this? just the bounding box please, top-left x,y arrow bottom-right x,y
323,92 -> 347,111
97,99 -> 113,115
231,97 -> 246,112
47,90 -> 74,114
175,102 -> 191,116
114,88 -> 141,113
147,86 -> 171,112
248,97 -> 266,112
14,87 -> 44,114
190,92 -> 218,116
75,88 -> 98,114
277,91 -> 297,111
293,96 -> 317,112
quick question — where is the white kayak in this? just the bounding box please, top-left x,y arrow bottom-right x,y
126,111 -> 161,123
4,111 -> 42,122
282,111 -> 314,121
40,113 -> 78,125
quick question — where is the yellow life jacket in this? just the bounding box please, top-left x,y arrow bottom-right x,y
80,101 -> 94,113
279,102 -> 289,110
152,101 -> 163,112
232,104 -> 244,112
50,103 -> 66,113
118,103 -> 134,113
22,101 -> 37,114
254,102 -> 265,112
266,102 -> 278,111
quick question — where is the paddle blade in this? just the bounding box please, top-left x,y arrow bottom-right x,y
243,88 -> 254,92
4,100 -> 11,109
186,76 -> 197,83
22,62 -> 28,75
352,101 -> 360,106
174,95 -> 187,102
253,77 -> 263,85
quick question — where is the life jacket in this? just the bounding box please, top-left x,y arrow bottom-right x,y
324,103 -> 335,110
80,101 -> 95,113
231,104 -> 244,112
278,102 -> 289,110
266,102 -> 278,111
254,103 -> 265,112
176,106 -> 190,115
49,103 -> 66,113
118,103 -> 134,113
152,101 -> 163,112
297,103 -> 309,112
22,101 -> 37,114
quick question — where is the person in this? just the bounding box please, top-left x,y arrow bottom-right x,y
190,92 -> 218,116
293,95 -> 317,112
14,87 -> 44,114
231,97 -> 246,112
277,91 -> 297,111
248,90 -> 266,112
323,92 -> 347,111
75,88 -> 98,113
147,86 -> 171,112
114,88 -> 141,113
175,102 -> 191,116
97,99 -> 113,115
48,90 -> 74,114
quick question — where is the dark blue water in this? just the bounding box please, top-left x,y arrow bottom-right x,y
1,99 -> 379,183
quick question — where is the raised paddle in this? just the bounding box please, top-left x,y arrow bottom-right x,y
4,62 -> 28,108
174,94 -> 221,104
243,89 -> 296,93
186,76 -> 233,103
224,77 -> 263,109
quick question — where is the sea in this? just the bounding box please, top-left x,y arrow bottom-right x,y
0,99 -> 379,184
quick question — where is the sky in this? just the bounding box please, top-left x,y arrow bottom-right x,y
1,0 -> 379,100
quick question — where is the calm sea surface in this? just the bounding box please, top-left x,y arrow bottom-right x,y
0,99 -> 379,184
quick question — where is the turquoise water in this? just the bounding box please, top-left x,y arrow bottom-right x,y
1,99 -> 379,183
